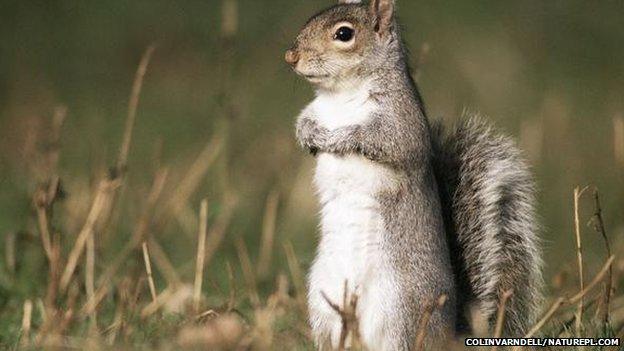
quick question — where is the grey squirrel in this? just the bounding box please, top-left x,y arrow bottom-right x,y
286,0 -> 542,349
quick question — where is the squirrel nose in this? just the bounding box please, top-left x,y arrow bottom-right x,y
285,49 -> 299,66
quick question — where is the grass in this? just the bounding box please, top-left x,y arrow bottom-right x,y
0,0 -> 623,350
0,46 -> 621,351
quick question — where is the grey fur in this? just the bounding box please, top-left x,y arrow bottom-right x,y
432,115 -> 543,336
290,1 -> 542,347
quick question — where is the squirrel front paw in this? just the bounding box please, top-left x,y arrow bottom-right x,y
296,118 -> 328,155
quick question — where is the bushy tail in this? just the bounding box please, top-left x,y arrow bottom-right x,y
431,114 -> 543,336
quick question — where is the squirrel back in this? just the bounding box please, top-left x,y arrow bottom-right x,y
432,114 -> 543,336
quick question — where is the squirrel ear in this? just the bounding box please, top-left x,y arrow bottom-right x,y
369,0 -> 395,36
338,0 -> 362,3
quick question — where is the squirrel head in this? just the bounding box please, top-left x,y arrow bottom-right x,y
285,0 -> 400,91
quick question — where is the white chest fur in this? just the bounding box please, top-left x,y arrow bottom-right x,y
311,82 -> 376,131
307,86 -> 401,349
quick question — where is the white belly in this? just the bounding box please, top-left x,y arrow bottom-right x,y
308,153 -> 400,349
313,153 -> 390,285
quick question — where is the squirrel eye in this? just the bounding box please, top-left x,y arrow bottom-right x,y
334,26 -> 355,42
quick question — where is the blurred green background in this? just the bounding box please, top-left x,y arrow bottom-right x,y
1,0 -> 623,305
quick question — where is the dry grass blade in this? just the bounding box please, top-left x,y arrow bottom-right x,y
105,306 -> 124,345
320,284 -> 360,351
35,299 -> 47,325
20,300 -> 33,347
81,285 -> 110,317
34,193 -> 54,261
32,105 -> 65,263
177,313 -> 244,349
267,273 -> 289,308
568,255 -> 615,304
516,255 -> 616,347
86,229 -> 96,327
60,179 -> 119,293
589,189 -> 613,325
257,190 -> 279,280
142,242 -> 158,302
45,231 -> 62,308
413,294 -> 448,351
202,195 -> 235,267
236,237 -> 260,307
116,44 -> 156,173
58,283 -> 79,335
33,178 -> 61,263
159,135 -> 224,221
129,277 -> 146,317
174,203 -> 200,236
221,0 -> 238,38
516,297 -> 566,346
5,231 -> 15,274
251,304 -> 277,350
176,194 -> 236,279
283,241 -> 306,311
195,309 -> 218,321
33,178 -> 64,309
148,238 -> 182,287
573,185 -> 589,334
194,199 -> 209,312
226,260 -> 237,312
141,287 -> 175,318
94,168 -> 169,291
491,290 -> 514,351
